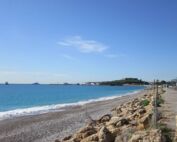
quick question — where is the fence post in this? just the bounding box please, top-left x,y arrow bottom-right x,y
155,80 -> 157,128
151,80 -> 157,129
176,115 -> 177,141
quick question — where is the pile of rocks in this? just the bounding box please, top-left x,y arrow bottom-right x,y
55,92 -> 162,142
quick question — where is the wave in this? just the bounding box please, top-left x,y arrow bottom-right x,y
0,90 -> 142,120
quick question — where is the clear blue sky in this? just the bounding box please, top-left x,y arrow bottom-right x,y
0,0 -> 177,83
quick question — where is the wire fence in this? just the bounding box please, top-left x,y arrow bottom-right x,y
151,80 -> 158,129
150,80 -> 164,129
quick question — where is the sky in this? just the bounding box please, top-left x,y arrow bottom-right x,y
0,0 -> 177,83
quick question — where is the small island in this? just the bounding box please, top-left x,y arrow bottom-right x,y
5,82 -> 9,85
32,82 -> 40,85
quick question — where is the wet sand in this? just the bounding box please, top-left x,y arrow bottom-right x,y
0,90 -> 148,142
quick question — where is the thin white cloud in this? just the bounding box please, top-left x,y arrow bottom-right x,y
105,54 -> 118,58
104,53 -> 126,59
61,54 -> 76,60
58,36 -> 108,53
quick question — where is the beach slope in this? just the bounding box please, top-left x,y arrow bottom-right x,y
0,90 -> 146,142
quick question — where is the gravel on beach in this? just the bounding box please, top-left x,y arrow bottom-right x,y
0,90 -> 147,142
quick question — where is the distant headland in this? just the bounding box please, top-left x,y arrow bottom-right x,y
1,78 -> 177,87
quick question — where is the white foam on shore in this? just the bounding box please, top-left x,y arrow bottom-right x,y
0,90 -> 142,120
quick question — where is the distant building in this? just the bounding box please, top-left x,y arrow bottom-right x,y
167,79 -> 177,87
85,82 -> 99,86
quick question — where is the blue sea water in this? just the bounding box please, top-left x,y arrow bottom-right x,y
0,85 -> 144,119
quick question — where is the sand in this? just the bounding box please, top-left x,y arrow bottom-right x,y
0,89 -> 148,142
160,88 -> 177,130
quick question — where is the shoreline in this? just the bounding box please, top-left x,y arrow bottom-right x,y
0,89 -> 143,121
0,89 -> 148,142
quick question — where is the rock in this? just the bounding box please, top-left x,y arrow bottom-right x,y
82,130 -> 97,138
138,108 -> 146,115
106,117 -> 121,126
62,139 -> 74,142
112,106 -> 122,116
57,90 -> 161,142
62,135 -> 72,141
116,118 -> 129,127
129,129 -> 162,142
73,133 -> 82,141
129,120 -> 137,126
116,107 -> 122,114
148,129 -> 162,142
107,117 -> 129,127
72,125 -> 97,140
114,135 -> 128,142
99,114 -> 112,123
78,125 -> 96,133
98,126 -> 114,142
120,107 -> 128,115
132,98 -> 139,104
115,127 -> 136,142
106,125 -> 120,136
137,123 -> 145,130
73,130 -> 97,140
115,135 -> 124,142
127,108 -> 136,114
139,113 -> 152,129
80,134 -> 98,142
129,134 -> 142,142
128,131 -> 147,142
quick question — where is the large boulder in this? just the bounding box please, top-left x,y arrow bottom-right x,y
98,126 -> 114,142
81,134 -> 99,142
78,125 -> 96,133
139,113 -> 152,129
99,114 -> 112,123
106,117 -> 121,126
62,135 -> 72,141
120,107 -> 129,115
107,117 -> 129,127
116,118 -> 129,127
129,133 -> 143,142
73,126 -> 97,141
128,129 -> 162,142
137,108 -> 146,115
106,125 -> 120,137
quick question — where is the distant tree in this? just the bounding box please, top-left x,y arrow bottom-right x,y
167,81 -> 176,86
99,78 -> 149,86
160,80 -> 167,85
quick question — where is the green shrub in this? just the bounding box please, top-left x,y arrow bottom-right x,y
158,123 -> 173,142
157,97 -> 164,107
140,99 -> 150,106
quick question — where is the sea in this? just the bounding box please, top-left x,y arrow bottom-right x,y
0,84 -> 144,120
